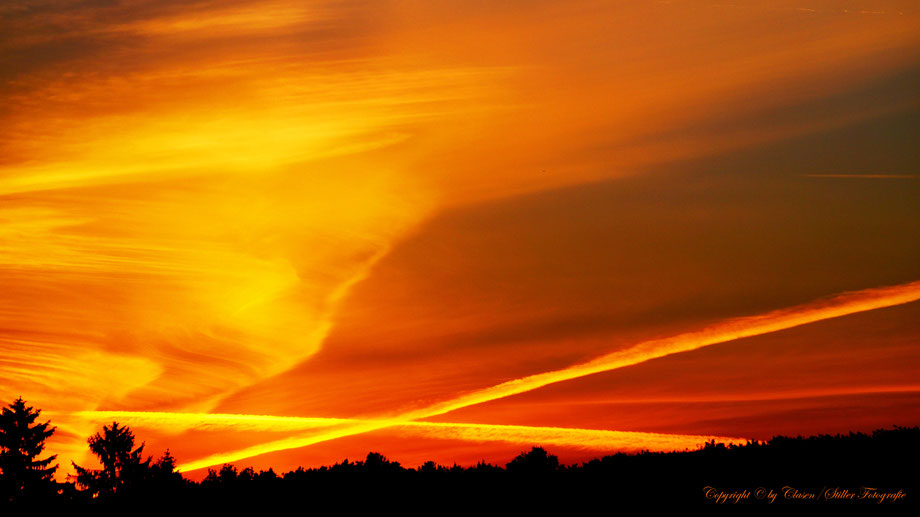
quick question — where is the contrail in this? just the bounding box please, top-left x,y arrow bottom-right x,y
86,280 -> 920,471
72,410 -> 747,471
804,173 -> 917,179
397,280 -> 920,420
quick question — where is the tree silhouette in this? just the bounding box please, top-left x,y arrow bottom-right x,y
71,422 -> 151,498
0,397 -> 58,502
363,451 -> 401,473
0,423 -> 905,505
505,446 -> 559,474
148,449 -> 185,493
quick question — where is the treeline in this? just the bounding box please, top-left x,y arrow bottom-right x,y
1,397 -> 917,506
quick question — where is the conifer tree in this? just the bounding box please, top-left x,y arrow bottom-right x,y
0,397 -> 58,502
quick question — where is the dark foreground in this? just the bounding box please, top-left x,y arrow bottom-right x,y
3,426 -> 918,508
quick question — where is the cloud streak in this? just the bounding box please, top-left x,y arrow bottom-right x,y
161,280 -> 920,470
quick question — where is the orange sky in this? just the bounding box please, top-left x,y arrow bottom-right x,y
1,0 -> 919,478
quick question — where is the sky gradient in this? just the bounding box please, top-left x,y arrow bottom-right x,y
1,0 -> 919,478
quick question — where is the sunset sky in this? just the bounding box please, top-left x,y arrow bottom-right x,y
1,0 -> 919,479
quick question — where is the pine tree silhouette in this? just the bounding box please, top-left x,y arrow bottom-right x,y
0,397 -> 58,503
